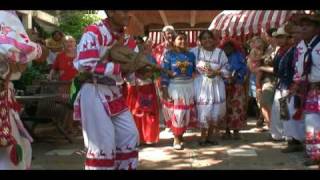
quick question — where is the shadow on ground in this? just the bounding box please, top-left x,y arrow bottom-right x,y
30,118 -> 319,170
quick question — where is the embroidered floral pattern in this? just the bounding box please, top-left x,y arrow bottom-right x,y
0,89 -> 16,147
176,60 -> 190,74
306,130 -> 320,161
220,84 -> 246,130
304,89 -> 320,113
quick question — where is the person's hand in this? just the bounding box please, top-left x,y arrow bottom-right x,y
203,65 -> 213,75
207,69 -> 221,78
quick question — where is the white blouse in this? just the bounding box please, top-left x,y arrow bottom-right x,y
294,36 -> 320,83
190,47 -> 230,78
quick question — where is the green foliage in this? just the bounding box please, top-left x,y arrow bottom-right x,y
33,20 -> 51,39
58,11 -> 103,41
13,62 -> 48,91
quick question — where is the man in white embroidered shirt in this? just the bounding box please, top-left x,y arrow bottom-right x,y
73,10 -> 139,170
292,13 -> 320,166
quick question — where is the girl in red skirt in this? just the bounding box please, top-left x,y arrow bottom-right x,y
125,39 -> 160,145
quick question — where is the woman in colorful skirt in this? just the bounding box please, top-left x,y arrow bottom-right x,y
161,32 -> 197,150
125,39 -> 160,145
152,26 -> 176,129
220,39 -> 248,140
191,30 -> 230,145
0,10 -> 47,169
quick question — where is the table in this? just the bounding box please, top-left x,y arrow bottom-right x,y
15,94 -> 60,102
15,93 -> 73,143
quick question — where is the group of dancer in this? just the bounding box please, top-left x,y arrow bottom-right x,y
1,10 -> 320,170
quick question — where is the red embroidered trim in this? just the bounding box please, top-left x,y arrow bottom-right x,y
165,118 -> 198,136
73,104 -> 81,121
78,50 -> 99,60
85,158 -> 115,167
115,151 -> 138,160
8,101 -> 21,112
102,19 -> 124,45
94,63 -> 106,75
104,96 -> 128,117
85,25 -> 103,45
306,140 -> 320,144
301,89 -> 320,112
0,89 -> 16,147
113,63 -> 121,75
161,100 -> 195,110
126,38 -> 137,50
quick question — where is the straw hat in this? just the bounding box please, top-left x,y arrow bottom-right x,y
284,21 -> 302,34
162,25 -> 175,32
272,26 -> 290,37
142,36 -> 148,42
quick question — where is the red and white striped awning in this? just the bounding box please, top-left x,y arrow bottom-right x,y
148,30 -> 202,47
208,10 -> 299,38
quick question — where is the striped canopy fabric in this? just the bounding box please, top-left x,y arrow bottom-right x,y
208,10 -> 299,38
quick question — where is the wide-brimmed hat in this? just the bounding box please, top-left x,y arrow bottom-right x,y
284,21 -> 302,34
142,36 -> 148,42
162,25 -> 175,32
272,26 -> 290,37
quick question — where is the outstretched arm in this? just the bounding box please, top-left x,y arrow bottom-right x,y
73,30 -> 121,79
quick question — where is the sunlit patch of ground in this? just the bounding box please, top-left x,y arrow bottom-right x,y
30,118 -> 319,170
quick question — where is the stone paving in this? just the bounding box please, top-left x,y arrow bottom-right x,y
30,119 -> 319,170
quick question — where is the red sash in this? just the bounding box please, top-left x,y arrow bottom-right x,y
104,96 -> 128,117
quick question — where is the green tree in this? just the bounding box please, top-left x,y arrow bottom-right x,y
58,11 -> 103,42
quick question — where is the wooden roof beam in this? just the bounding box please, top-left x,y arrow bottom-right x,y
190,11 -> 197,27
128,12 -> 145,34
158,10 -> 169,26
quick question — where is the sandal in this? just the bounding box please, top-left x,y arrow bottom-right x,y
173,143 -> 184,150
173,138 -> 184,150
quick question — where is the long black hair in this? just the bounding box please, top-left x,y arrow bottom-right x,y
173,31 -> 187,41
51,30 -> 64,38
198,30 -> 214,41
